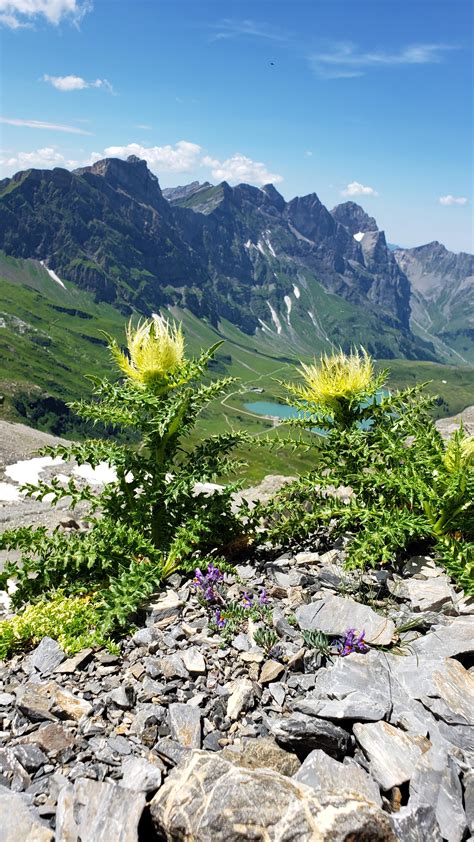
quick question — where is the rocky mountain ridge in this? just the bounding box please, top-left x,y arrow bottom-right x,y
0,156 -> 438,361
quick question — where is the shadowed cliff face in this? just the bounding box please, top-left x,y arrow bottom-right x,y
0,156 -> 434,356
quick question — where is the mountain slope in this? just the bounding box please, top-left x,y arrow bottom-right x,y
0,156 -> 435,361
394,242 -> 474,364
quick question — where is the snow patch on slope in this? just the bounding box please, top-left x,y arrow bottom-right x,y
293,284 -> 300,299
284,295 -> 292,325
353,232 -> 365,243
40,261 -> 66,289
267,301 -> 282,334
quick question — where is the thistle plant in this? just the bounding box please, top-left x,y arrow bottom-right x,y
261,349 -> 473,593
0,316 -> 250,654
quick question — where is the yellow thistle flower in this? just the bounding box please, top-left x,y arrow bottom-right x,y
444,434 -> 474,474
289,348 -> 374,411
111,315 -> 185,389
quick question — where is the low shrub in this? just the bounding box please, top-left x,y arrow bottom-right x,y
260,349 -> 473,592
0,316 -> 249,654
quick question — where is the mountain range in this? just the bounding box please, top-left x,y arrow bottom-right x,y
0,155 -> 473,364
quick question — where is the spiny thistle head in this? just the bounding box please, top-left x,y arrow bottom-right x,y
444,433 -> 474,473
289,348 -> 374,411
111,315 -> 185,390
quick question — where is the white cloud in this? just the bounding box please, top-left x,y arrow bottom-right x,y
0,146 -> 78,171
0,0 -> 91,28
202,152 -> 283,185
439,195 -> 468,206
135,123 -> 152,130
310,41 -> 457,78
342,181 -> 378,197
0,116 -> 92,134
42,74 -> 114,93
100,141 -> 202,172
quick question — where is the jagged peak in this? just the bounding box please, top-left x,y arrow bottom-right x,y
331,201 -> 378,235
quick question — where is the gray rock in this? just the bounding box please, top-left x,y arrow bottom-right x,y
107,685 -> 136,710
15,683 -> 55,722
268,682 -> 286,707
182,647 -> 206,674
408,616 -> 473,658
0,785 -> 53,841
267,713 -> 350,759
147,590 -> 182,628
294,749 -> 382,806
168,702 -> 202,748
11,744 -> 48,772
25,637 -> 65,674
353,721 -> 431,790
389,576 -> 457,613
463,769 -> 474,834
21,722 -> 75,757
226,678 -> 254,720
157,653 -> 188,679
120,756 -> 162,793
389,655 -> 474,727
295,595 -> 395,645
231,633 -> 251,651
150,750 -> 396,841
0,692 -> 14,706
294,651 -> 392,721
390,805 -> 443,842
54,648 -> 93,673
409,748 -> 467,842
55,778 -> 145,841
155,737 -> 190,766
221,737 -> 300,777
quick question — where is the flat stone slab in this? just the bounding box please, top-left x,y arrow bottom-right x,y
0,786 -> 53,841
293,652 -> 392,721
168,702 -> 202,748
56,778 -> 145,841
150,750 -> 396,841
389,576 -> 457,612
294,749 -> 382,806
389,656 -> 474,727
295,595 -> 395,645
353,721 -> 431,790
267,713 -> 350,759
409,616 -> 474,658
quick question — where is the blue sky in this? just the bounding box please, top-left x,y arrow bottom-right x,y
1,0 -> 472,252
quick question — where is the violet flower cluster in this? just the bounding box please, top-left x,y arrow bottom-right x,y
193,563 -> 224,604
335,628 -> 368,656
242,588 -> 269,608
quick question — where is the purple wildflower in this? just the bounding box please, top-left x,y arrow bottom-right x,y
336,628 -> 369,656
242,591 -> 254,608
214,609 -> 226,629
258,588 -> 269,606
193,563 -> 224,604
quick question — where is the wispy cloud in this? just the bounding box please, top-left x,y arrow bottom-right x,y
42,74 -> 114,93
439,195 -> 468,206
0,146 -> 78,170
210,18 -> 289,43
1,116 -> 92,135
342,181 -> 378,197
310,41 -> 457,78
0,0 -> 92,29
135,124 -> 152,130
